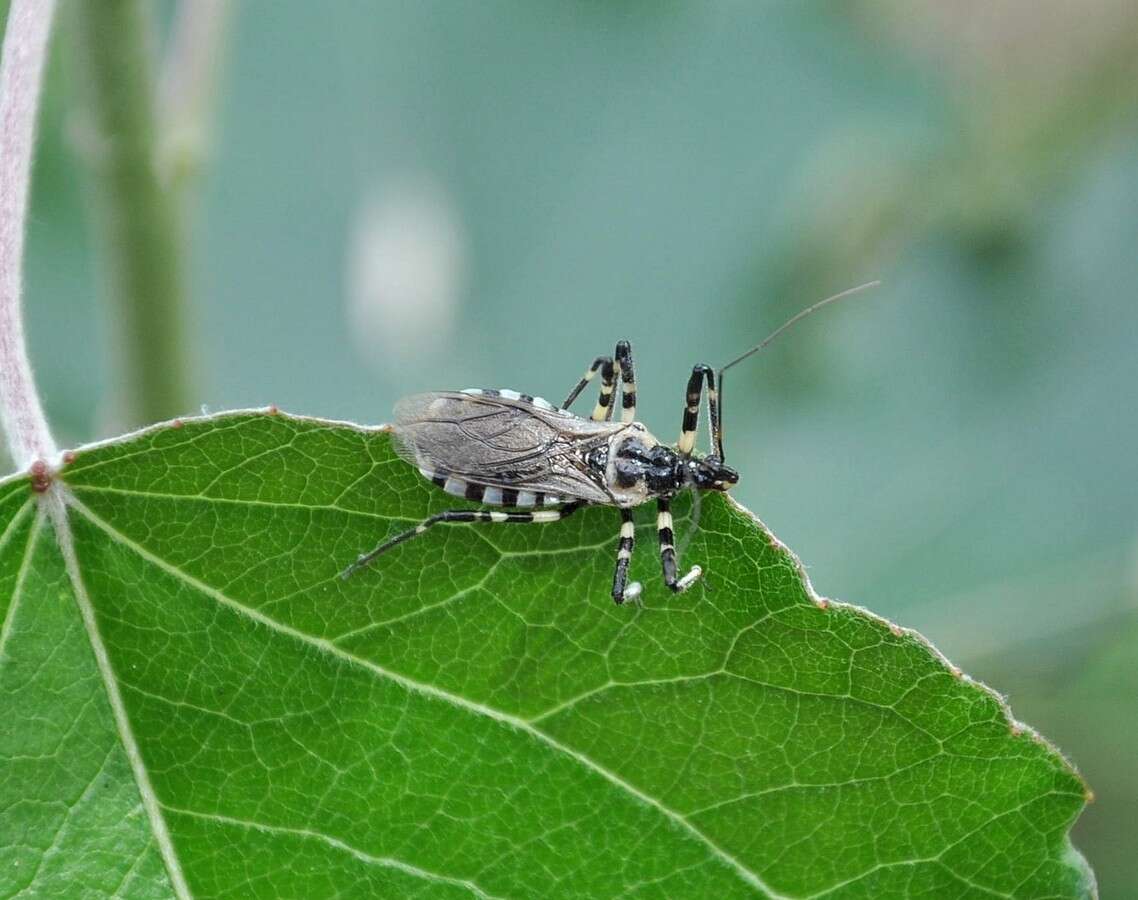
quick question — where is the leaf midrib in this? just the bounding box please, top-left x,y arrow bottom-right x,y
44,489 -> 194,900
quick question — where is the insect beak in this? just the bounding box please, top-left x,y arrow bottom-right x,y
695,457 -> 738,491
715,464 -> 739,489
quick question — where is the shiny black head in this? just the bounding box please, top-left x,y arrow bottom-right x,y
685,454 -> 739,492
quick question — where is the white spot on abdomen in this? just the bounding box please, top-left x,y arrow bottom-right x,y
443,476 -> 468,497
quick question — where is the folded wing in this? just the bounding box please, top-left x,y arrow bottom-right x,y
392,391 -> 623,504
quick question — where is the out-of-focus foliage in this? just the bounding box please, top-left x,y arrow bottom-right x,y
12,1 -> 1138,892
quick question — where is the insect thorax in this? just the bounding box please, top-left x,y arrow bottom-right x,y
601,425 -> 683,506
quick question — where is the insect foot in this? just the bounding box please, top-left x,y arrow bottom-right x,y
675,565 -> 702,593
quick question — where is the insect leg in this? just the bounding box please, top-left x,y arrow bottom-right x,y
677,364 -> 720,457
562,344 -> 630,422
615,340 -> 637,423
611,508 -> 641,604
562,356 -> 611,410
656,498 -> 702,594
342,501 -> 587,578
590,357 -> 618,421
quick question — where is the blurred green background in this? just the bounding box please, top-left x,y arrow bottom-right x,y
11,1 -> 1138,894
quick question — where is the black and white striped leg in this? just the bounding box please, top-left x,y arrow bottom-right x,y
677,364 -> 723,459
562,341 -> 636,423
342,501 -> 586,578
615,340 -> 637,423
562,356 -> 611,410
611,508 -> 641,604
590,356 -> 618,421
656,498 -> 702,593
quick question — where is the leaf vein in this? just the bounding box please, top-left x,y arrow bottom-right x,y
68,492 -> 790,899
0,500 -> 36,663
160,804 -> 507,898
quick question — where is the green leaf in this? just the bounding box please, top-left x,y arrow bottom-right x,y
1,411 -> 1093,898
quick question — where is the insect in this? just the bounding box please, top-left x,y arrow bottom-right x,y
343,282 -> 879,603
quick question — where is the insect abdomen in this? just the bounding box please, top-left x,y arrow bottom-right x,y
421,388 -> 568,506
417,466 -> 564,507
459,387 -> 563,412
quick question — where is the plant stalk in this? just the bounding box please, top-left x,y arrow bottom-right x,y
0,0 -> 58,467
68,0 -> 194,429
159,0 -> 231,192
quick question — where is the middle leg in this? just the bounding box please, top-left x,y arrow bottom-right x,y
562,355 -> 611,411
656,497 -> 702,594
561,341 -> 637,423
615,340 -> 637,423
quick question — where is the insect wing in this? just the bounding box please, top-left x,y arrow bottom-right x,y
392,391 -> 619,503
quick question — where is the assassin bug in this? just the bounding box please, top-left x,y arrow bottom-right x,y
343,282 -> 879,603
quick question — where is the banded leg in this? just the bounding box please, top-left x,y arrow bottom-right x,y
590,356 -> 619,421
562,341 -> 637,423
656,498 -> 702,593
342,501 -> 586,578
677,364 -> 724,460
562,356 -> 612,412
611,508 -> 641,604
615,340 -> 637,423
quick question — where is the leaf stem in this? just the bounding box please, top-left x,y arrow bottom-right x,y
0,0 -> 59,467
68,0 -> 195,429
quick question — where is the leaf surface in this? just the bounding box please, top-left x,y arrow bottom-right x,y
0,412 -> 1093,898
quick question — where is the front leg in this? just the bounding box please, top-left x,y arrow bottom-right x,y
677,364 -> 719,457
656,498 -> 702,593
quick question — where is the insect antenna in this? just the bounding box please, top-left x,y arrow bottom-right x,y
711,280 -> 880,461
